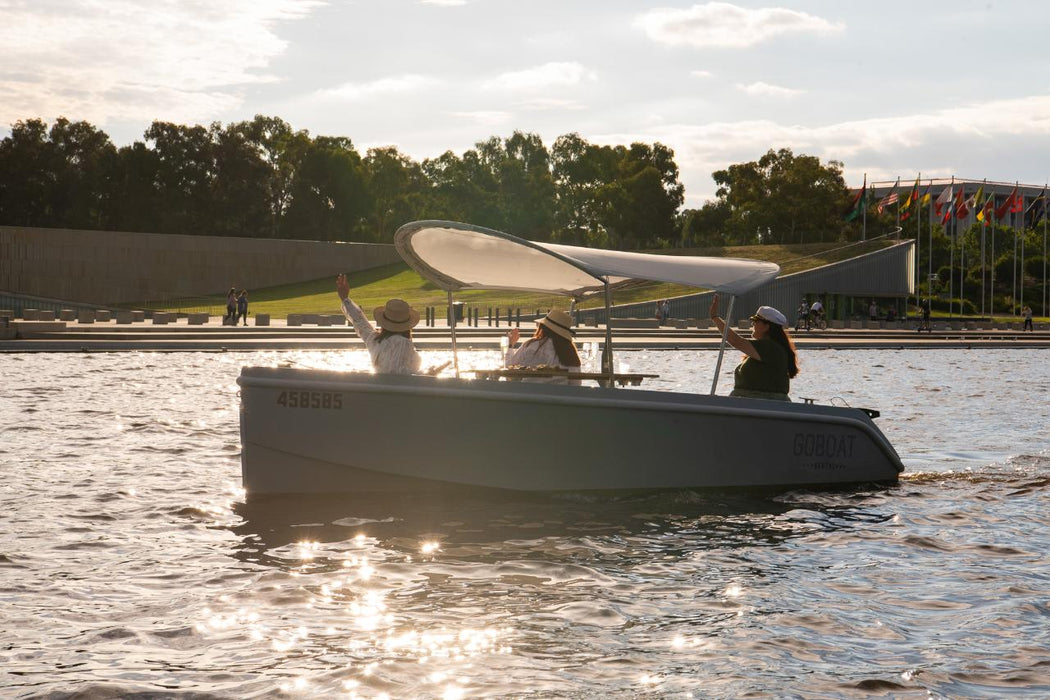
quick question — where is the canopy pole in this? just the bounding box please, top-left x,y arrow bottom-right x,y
601,281 -> 614,382
710,295 -> 735,395
447,290 -> 459,378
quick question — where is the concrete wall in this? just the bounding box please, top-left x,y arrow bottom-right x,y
0,226 -> 402,305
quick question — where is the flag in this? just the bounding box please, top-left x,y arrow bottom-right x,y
920,187 -> 932,207
970,185 -> 985,221
877,191 -> 898,214
934,185 -> 953,218
844,174 -> 867,221
1025,189 -> 1047,227
954,188 -> 969,219
1010,190 -> 1024,213
901,176 -> 920,211
994,187 -> 1018,220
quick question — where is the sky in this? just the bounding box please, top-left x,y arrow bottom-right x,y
2,0 -> 1049,208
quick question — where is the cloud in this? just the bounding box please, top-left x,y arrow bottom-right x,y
316,75 -> 442,101
736,81 -> 803,97
691,70 -> 713,79
0,0 -> 321,129
515,98 -> 587,111
635,2 -> 844,49
484,62 -> 597,92
420,0 -> 467,5
450,110 -> 512,126
596,94 -> 1050,205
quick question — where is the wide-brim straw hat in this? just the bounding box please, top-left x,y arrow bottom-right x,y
536,309 -> 575,340
749,305 -> 788,327
373,298 -> 420,332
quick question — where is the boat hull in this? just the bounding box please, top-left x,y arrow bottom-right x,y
238,367 -> 903,495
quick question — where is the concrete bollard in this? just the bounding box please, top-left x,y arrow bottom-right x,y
37,310 -> 56,321
77,310 -> 95,324
254,313 -> 270,326
302,313 -> 320,325
23,309 -> 39,320
0,310 -> 13,320
329,314 -> 346,326
95,310 -> 112,322
287,314 -> 302,326
115,311 -> 134,324
152,312 -> 170,325
187,313 -> 209,325
131,310 -> 146,322
59,309 -> 76,321
318,315 -> 332,326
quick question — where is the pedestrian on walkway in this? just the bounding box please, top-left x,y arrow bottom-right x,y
236,290 -> 249,326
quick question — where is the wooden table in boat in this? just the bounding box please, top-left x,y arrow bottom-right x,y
469,368 -> 658,387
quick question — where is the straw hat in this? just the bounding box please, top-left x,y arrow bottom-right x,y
749,305 -> 788,327
536,309 -> 574,340
373,298 -> 420,332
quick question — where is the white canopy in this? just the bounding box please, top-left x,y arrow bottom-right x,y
394,220 -> 780,298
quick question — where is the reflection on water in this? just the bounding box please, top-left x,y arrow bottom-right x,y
1,349 -> 1049,697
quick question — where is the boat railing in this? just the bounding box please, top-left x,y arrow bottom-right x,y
469,367 -> 658,387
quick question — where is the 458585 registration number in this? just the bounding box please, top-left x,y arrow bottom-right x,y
276,390 -> 343,409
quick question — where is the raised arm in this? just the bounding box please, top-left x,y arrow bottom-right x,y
709,293 -> 760,360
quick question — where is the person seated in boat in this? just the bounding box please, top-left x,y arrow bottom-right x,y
709,294 -> 798,401
336,273 -> 422,375
504,309 -> 582,384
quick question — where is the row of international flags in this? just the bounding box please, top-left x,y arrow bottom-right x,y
846,176 -> 1049,229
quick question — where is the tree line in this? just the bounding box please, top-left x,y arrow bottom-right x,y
0,116 -> 876,250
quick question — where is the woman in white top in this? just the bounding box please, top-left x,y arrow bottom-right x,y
337,274 -> 422,375
504,309 -> 582,383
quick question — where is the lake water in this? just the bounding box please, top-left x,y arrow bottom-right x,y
2,348 -> 1049,698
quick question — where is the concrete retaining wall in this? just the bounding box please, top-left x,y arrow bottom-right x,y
0,226 -> 402,305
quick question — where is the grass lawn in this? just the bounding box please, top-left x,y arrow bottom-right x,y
155,238 -> 898,317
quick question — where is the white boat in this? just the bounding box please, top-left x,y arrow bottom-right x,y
238,220 -> 904,495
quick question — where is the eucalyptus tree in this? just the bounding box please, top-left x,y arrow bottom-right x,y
494,131 -> 556,241
207,123 -> 273,237
422,148 -> 500,227
232,116 -> 311,238
0,117 -> 118,229
0,118 -> 55,226
282,135 -> 369,241
550,133 -> 619,246
362,146 -> 428,242
144,121 -> 218,235
596,142 -> 684,249
712,148 -> 850,244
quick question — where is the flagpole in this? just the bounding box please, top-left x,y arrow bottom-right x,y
928,180 -> 935,320
1043,185 -> 1048,318
1044,183 -> 1048,318
981,198 -> 987,319
1019,182 -> 1025,313
949,185 -> 957,319
990,205 -> 996,317
915,174 -> 923,311
960,195 -> 966,318
894,176 -> 901,241
861,181 -> 867,242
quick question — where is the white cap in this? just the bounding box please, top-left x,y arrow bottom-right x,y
750,305 -> 788,327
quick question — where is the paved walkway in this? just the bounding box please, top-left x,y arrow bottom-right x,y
3,318 -> 1050,352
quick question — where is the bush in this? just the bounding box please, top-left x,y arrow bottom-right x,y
931,297 -> 975,314
1025,256 -> 1046,277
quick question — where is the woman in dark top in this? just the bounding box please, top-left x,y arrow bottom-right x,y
709,294 -> 798,400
